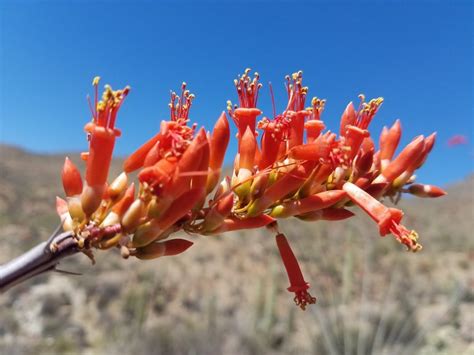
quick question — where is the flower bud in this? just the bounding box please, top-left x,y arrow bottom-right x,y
380,119 -> 401,170
289,141 -> 331,161
270,190 -> 347,218
408,184 -> 446,198
123,132 -> 162,173
121,199 -> 145,233
135,239 -> 193,260
209,111 -> 230,172
201,192 -> 234,232
133,188 -> 203,247
81,184 -> 104,216
296,208 -> 354,221
288,111 -> 308,149
108,185 -> 134,225
374,135 -> 425,184
56,196 -> 69,217
247,164 -> 309,217
207,214 -> 275,234
107,172 -> 128,199
339,102 -> 356,136
133,221 -> 165,247
67,196 -> 85,221
239,126 -> 257,171
61,157 -> 83,197
62,215 -> 74,231
100,211 -> 120,227
250,174 -> 269,198
97,233 -> 122,250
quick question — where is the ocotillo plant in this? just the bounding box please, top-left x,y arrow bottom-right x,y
0,69 -> 446,310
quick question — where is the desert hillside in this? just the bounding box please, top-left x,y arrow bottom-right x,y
0,144 -> 472,355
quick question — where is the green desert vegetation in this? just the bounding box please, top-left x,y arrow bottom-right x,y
0,145 -> 472,355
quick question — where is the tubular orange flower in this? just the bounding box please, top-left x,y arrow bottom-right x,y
302,96 -> 325,149
343,182 -> 421,251
84,78 -> 129,188
287,110 -> 309,149
124,83 -> 196,174
275,233 -> 316,310
257,114 -> 291,169
234,108 -> 261,138
81,77 -> 129,215
285,72 -> 310,149
228,69 -> 262,147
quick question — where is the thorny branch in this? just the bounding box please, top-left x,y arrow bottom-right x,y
0,228 -> 80,293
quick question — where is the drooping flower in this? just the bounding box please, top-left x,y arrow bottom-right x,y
274,231 -> 316,310
343,181 -> 421,251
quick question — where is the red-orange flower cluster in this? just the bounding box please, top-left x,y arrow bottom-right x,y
58,70 -> 446,310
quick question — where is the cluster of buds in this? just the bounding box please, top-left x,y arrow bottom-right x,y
58,71 -> 445,310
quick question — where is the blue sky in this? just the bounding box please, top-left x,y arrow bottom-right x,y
0,1 -> 472,186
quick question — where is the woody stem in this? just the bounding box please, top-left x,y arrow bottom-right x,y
0,230 -> 80,293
